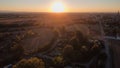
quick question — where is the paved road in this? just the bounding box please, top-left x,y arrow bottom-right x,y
107,39 -> 120,68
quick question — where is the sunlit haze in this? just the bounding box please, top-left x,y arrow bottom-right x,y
0,0 -> 120,12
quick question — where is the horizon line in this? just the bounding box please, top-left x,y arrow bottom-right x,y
0,9 -> 119,13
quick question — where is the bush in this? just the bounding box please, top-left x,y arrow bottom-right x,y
13,57 -> 45,68
53,56 -> 64,68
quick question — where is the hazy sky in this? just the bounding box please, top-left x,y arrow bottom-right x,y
0,0 -> 120,12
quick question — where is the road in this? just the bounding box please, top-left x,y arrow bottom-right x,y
96,16 -> 111,68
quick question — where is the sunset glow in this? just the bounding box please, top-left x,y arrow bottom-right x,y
0,0 -> 119,12
51,2 -> 65,13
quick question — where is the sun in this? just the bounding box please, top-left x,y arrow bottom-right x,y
51,2 -> 65,13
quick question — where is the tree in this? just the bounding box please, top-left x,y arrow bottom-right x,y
13,57 -> 45,68
53,55 -> 64,68
62,45 -> 74,63
68,31 -> 89,50
63,31 -> 103,63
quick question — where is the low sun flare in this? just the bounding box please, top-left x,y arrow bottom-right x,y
51,2 -> 65,13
